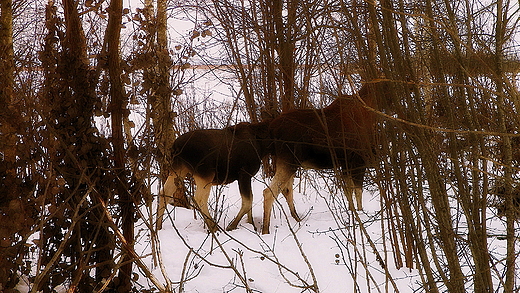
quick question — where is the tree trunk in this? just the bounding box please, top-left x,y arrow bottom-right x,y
0,0 -> 32,289
272,0 -> 296,111
106,0 -> 134,289
154,0 -> 177,201
495,0 -> 516,291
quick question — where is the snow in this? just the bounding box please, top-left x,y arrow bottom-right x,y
135,172 -> 421,292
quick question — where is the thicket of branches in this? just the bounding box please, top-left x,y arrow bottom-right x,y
0,0 -> 519,291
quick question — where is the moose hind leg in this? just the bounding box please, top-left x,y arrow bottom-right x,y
262,162 -> 295,234
193,174 -> 218,232
351,162 -> 366,210
354,186 -> 363,210
343,175 -> 357,211
281,174 -> 301,222
227,175 -> 254,231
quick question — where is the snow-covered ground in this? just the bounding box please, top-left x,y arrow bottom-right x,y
136,172 -> 421,292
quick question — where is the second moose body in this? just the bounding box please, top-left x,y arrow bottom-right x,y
157,121 -> 272,232
261,81 -> 392,234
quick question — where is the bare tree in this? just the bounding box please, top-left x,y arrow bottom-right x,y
0,0 -> 39,289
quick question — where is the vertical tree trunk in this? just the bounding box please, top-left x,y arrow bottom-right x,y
495,0 -> 516,291
106,0 -> 134,289
148,0 -> 187,210
0,0 -> 30,289
272,0 -> 296,111
0,0 -> 14,183
154,0 -> 176,191
0,0 -> 13,106
0,0 -> 15,170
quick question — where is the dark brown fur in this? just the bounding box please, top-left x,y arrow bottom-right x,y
157,121 -> 271,232
262,81 -> 394,234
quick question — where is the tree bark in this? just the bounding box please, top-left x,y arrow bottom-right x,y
0,0 -> 30,289
495,0 -> 516,291
106,0 -> 134,289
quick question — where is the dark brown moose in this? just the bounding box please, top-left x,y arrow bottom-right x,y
157,121 -> 271,232
262,80 -> 395,234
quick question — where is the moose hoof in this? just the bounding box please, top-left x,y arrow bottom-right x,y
205,220 -> 220,234
292,213 -> 302,222
226,223 -> 238,231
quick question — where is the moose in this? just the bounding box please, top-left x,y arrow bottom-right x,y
157,121 -> 273,232
261,80 -> 395,234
